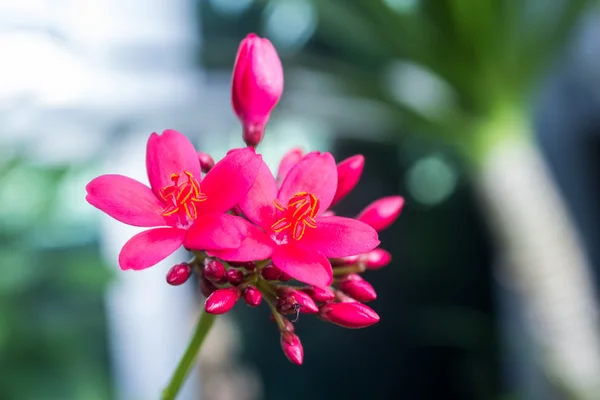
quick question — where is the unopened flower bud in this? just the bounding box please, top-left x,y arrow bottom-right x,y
302,285 -> 335,303
261,265 -> 282,280
243,286 -> 262,307
357,196 -> 404,232
318,302 -> 380,329
330,254 -> 361,266
232,33 -> 283,147
331,155 -> 365,206
204,260 -> 226,282
279,270 -> 292,282
197,152 -> 215,172
339,274 -> 377,302
280,331 -> 303,365
230,261 -> 256,271
199,276 -> 217,297
227,268 -> 244,285
277,287 -> 318,314
166,263 -> 192,286
205,287 -> 240,314
276,147 -> 303,185
364,248 -> 392,269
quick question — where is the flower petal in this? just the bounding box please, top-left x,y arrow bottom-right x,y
238,158 -> 278,230
271,243 -> 333,287
183,213 -> 244,251
301,216 -> 380,258
146,129 -> 202,196
119,228 -> 185,270
207,217 -> 275,262
276,147 -> 303,187
197,148 -> 262,215
86,174 -> 167,227
278,152 -> 338,212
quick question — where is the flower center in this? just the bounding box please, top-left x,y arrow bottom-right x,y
159,171 -> 207,222
271,191 -> 320,240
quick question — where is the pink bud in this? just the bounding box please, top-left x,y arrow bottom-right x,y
276,147 -> 303,185
277,287 -> 318,314
166,263 -> 192,286
197,152 -> 215,172
357,196 -> 404,232
226,268 -> 244,286
204,260 -> 226,282
280,331 -> 303,365
261,265 -> 282,280
318,302 -> 380,329
232,33 -> 284,147
331,155 -> 365,206
330,254 -> 361,266
302,285 -> 335,303
199,276 -> 217,297
364,248 -> 392,269
243,286 -> 262,307
205,287 -> 240,314
339,274 -> 377,302
230,261 -> 256,271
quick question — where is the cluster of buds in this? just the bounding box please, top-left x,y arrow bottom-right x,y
87,32 -> 403,370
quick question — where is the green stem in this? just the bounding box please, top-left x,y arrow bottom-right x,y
161,309 -> 216,400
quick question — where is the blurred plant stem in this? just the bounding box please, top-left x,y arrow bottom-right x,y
162,309 -> 216,400
472,111 -> 600,399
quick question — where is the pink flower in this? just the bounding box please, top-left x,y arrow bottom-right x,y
209,152 -> 380,287
232,33 -> 284,147
86,130 -> 261,271
318,302 -> 380,329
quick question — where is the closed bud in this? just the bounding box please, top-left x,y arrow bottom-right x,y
230,261 -> 256,271
364,248 -> 392,269
280,331 -> 303,365
302,285 -> 335,303
357,196 -> 404,232
276,147 -> 303,185
232,33 -> 283,147
199,276 -> 217,297
330,254 -> 361,266
279,270 -> 293,282
227,268 -> 244,285
205,287 -> 240,314
204,260 -> 226,282
166,263 -> 192,286
197,152 -> 215,172
339,274 -> 377,302
331,155 -> 365,206
243,286 -> 262,307
261,265 -> 282,280
318,302 -> 380,329
277,287 -> 318,314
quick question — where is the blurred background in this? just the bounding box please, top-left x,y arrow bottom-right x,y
1,0 -> 600,399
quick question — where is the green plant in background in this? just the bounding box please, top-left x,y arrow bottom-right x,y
0,157 -> 112,400
271,0 -> 599,398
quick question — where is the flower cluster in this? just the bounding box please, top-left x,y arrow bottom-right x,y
86,33 -> 403,367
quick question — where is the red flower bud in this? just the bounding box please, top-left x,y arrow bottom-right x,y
339,274 -> 377,302
331,155 -> 365,206
243,286 -> 262,307
357,196 -> 404,232
279,270 -> 292,282
232,33 -> 283,147
280,331 -> 303,365
318,302 -> 380,329
199,276 -> 217,297
204,260 -> 226,282
364,248 -> 392,269
197,152 -> 215,172
205,287 -> 240,314
330,254 -> 361,266
301,285 -> 335,303
261,265 -> 282,280
226,268 -> 244,286
166,263 -> 192,286
277,287 -> 318,314
229,261 -> 256,271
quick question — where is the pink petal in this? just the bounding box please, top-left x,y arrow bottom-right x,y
146,130 -> 202,196
197,148 -> 262,215
357,196 -> 404,232
183,213 -> 244,251
276,147 -> 303,186
119,228 -> 185,270
238,158 -> 278,230
206,217 -> 275,262
331,155 -> 364,206
278,152 -> 338,213
86,174 -> 167,227
271,243 -> 333,287
301,216 -> 380,258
